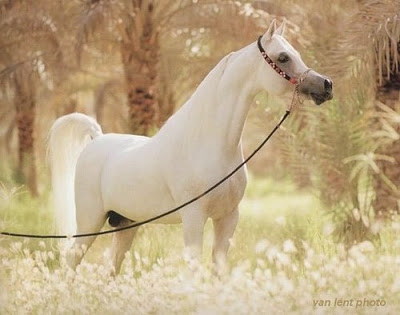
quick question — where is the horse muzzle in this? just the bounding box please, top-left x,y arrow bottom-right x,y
310,90 -> 333,105
299,71 -> 333,105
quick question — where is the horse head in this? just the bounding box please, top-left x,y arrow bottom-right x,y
258,20 -> 333,105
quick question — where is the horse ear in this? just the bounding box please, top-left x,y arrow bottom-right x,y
275,20 -> 286,36
264,19 -> 277,40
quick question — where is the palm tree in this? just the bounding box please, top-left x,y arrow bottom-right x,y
75,0 -> 186,134
369,8 -> 400,218
0,0 -> 66,195
262,0 -> 395,241
279,0 -> 400,240
343,0 -> 400,218
74,0 -> 276,135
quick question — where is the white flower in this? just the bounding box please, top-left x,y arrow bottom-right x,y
283,240 -> 297,253
323,223 -> 335,236
352,208 -> 361,221
255,239 -> 269,254
274,216 -> 286,226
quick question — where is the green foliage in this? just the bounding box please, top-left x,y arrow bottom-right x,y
0,181 -> 53,250
275,0 -> 400,242
279,93 -> 377,243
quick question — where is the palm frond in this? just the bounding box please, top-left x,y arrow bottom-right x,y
74,0 -> 122,64
326,0 -> 400,86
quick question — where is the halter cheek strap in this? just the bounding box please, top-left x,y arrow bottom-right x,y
257,35 -> 301,85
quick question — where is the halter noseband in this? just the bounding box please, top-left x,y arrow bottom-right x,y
257,35 -> 305,85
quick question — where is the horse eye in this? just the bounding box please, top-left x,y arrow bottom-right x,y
277,53 -> 290,63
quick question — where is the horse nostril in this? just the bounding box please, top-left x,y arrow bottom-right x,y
324,79 -> 332,91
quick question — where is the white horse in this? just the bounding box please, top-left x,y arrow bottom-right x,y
48,20 -> 333,274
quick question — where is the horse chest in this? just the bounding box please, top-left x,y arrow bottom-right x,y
168,156 -> 248,219
206,167 -> 247,218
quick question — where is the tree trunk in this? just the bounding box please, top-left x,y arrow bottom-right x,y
158,75 -> 176,126
120,24 -> 159,135
373,64 -> 400,218
14,68 -> 38,196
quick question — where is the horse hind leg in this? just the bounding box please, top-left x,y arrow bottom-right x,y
66,215 -> 106,270
67,192 -> 106,270
107,211 -> 138,275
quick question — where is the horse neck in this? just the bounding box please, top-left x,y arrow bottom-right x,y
172,43 -> 261,155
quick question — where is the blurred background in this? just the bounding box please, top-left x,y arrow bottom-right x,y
0,0 -> 399,243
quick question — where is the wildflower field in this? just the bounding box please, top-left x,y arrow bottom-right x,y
1,177 -> 399,314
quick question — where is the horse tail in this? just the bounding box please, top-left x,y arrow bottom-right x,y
47,113 -> 102,237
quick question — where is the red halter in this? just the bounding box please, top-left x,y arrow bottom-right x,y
257,35 -> 298,85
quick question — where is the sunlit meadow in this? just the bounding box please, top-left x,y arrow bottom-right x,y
1,176 -> 400,314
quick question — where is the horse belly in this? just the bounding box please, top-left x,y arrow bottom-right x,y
104,181 -> 181,224
101,148 -> 181,224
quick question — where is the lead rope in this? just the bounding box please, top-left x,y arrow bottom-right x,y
288,68 -> 311,112
0,50 -> 311,240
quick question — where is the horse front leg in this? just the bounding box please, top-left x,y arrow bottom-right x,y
212,208 -> 239,275
181,206 -> 207,264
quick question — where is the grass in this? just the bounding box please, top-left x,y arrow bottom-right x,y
1,175 -> 400,314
